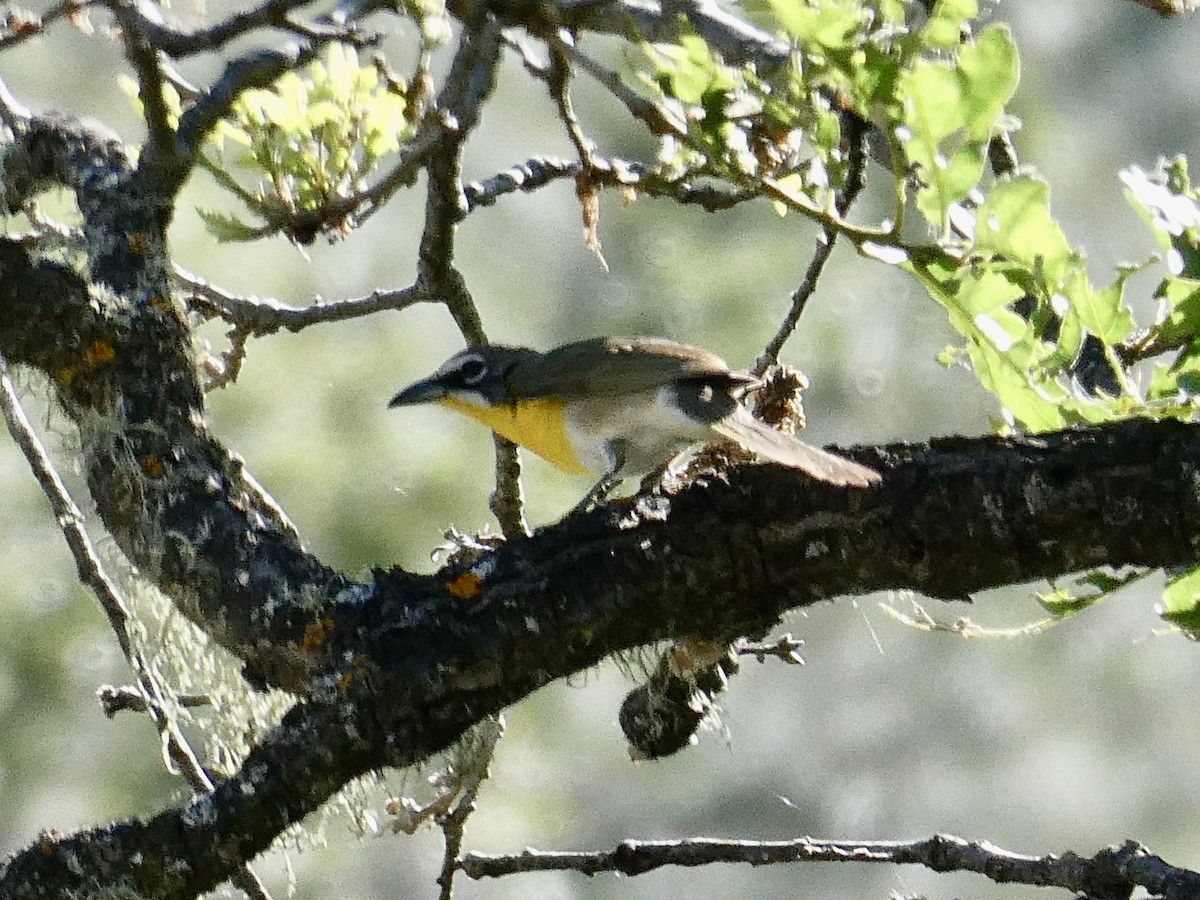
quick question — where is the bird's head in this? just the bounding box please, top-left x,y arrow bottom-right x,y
388,345 -> 540,410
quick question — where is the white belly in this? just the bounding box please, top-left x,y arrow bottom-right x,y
563,387 -> 714,478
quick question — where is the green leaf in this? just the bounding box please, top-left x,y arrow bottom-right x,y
1065,267 -> 1135,345
1161,566 -> 1200,635
196,208 -> 268,242
1145,277 -> 1200,366
1077,569 -> 1145,594
1035,584 -> 1098,618
196,42 -> 417,241
1122,158 -> 1200,277
921,0 -> 977,50
1148,342 -> 1200,403
973,176 -> 1073,282
1037,568 -> 1144,618
767,0 -> 867,49
897,24 -> 1019,227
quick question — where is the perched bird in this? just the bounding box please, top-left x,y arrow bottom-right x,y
389,336 -> 879,506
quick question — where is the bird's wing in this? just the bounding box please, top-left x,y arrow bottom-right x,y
507,337 -> 752,399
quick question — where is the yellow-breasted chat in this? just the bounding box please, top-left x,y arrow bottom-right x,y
388,336 -> 880,505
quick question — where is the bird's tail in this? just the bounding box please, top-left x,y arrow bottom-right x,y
711,408 -> 880,488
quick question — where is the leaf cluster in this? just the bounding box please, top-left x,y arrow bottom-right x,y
198,44 -> 416,241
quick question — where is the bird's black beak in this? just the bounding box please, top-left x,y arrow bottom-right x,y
387,376 -> 449,408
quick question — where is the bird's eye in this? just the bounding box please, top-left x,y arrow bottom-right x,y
457,357 -> 488,385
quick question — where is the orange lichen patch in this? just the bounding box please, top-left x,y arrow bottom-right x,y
302,616 -> 335,652
336,655 -> 369,692
128,231 -> 152,256
445,570 -> 484,601
54,367 -> 77,389
85,339 -> 115,368
139,453 -> 164,479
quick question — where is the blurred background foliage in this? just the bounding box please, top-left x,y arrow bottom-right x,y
1,1 -> 1199,898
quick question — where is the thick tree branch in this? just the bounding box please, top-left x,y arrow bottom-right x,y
0,695 -> 380,899
0,119 -> 348,689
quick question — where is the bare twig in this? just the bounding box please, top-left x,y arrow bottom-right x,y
0,0 -> 92,51
414,16 -> 526,531
437,800 -> 474,900
568,0 -> 790,74
202,326 -> 250,390
177,266 -> 434,336
735,633 -> 805,665
107,1 -> 175,153
337,124 -> 446,230
461,833 -> 1200,900
0,356 -> 135,659
126,0 -> 316,57
753,116 -> 868,376
97,685 -> 212,717
557,39 -> 688,137
463,155 -> 756,213
545,34 -> 608,268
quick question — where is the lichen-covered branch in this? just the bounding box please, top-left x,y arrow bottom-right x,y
0,120 -> 350,689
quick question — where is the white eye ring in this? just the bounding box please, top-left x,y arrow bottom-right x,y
457,357 -> 488,385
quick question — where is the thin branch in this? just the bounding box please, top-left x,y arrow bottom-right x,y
176,266 -> 434,335
549,37 -> 687,138
463,155 -> 756,213
490,438 -> 530,538
0,356 -> 135,660
416,16 -> 502,344
107,1 -> 175,153
415,16 -> 525,532
438,800 -> 474,900
0,0 -> 92,51
129,0 -> 317,57
97,685 -> 211,716
332,123 -> 446,230
435,718 -> 502,900
546,34 -> 608,268
564,0 -> 791,74
735,633 -> 805,665
753,115 -> 869,376
203,326 -> 250,390
460,833 -> 1200,900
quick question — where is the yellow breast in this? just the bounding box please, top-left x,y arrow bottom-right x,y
439,396 -> 593,475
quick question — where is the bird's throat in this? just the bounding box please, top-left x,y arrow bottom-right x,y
438,396 -> 593,475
